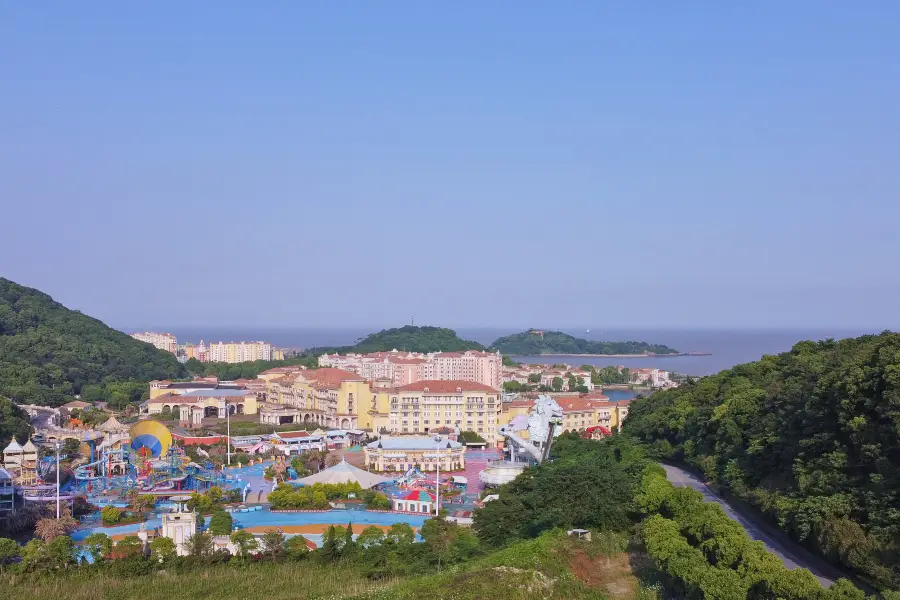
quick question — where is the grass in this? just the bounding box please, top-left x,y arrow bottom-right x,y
353,532 -> 664,600
3,562 -> 392,600
3,532 -> 669,600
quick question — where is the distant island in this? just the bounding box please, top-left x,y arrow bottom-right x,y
489,330 -> 680,356
314,325 -> 486,355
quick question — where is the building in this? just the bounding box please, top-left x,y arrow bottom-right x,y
1,438 -> 38,486
381,380 -> 503,443
161,496 -> 197,556
497,393 -> 631,437
130,332 -> 178,354
262,367 -> 381,430
207,341 -> 273,363
0,467 -> 14,516
143,390 -> 259,427
319,349 -> 501,389
393,489 -> 435,514
365,436 -> 465,473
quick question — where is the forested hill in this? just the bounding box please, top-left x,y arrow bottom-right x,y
623,331 -> 900,588
490,330 -> 678,355
0,278 -> 186,407
314,325 -> 486,354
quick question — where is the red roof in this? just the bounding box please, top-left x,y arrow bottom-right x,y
397,380 -> 498,394
301,368 -> 365,389
402,490 -> 435,502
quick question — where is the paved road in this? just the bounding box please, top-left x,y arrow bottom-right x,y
662,463 -> 834,587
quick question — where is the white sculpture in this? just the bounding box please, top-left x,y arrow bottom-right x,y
527,395 -> 564,445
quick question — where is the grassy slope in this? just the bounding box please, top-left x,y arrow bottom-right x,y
4,533 -> 664,600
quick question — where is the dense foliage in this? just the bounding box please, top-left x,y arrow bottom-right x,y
635,468 -> 864,600
268,481 -> 364,510
0,278 -> 186,407
184,355 -> 318,380
624,332 -> 900,589
338,325 -> 485,354
489,330 -> 678,355
0,397 -> 32,447
473,434 -> 650,548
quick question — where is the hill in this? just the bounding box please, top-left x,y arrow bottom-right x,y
623,331 -> 900,589
314,325 -> 485,355
0,278 -> 187,407
490,330 -> 679,355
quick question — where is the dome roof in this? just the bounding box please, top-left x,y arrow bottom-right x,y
22,439 -> 38,452
3,440 -> 23,453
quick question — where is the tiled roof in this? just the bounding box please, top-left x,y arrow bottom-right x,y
397,380 -> 498,394
301,368 -> 365,389
277,431 -> 311,439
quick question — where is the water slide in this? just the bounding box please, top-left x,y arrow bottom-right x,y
74,457 -> 106,480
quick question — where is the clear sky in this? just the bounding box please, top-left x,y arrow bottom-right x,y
2,2 -> 898,330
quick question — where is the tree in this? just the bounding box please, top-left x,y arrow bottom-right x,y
357,525 -> 386,548
551,376 -> 564,392
208,510 -> 233,535
62,438 -> 81,457
100,505 -> 122,525
149,536 -> 177,564
0,398 -> 32,447
130,493 -> 156,517
115,535 -> 144,559
386,522 -> 415,545
47,535 -> 76,568
20,539 -> 51,572
230,529 -> 258,560
528,373 -> 541,384
0,537 -> 20,571
421,516 -> 457,572
184,531 -> 214,558
285,535 -> 310,560
502,381 -> 525,393
35,508 -> 78,541
260,528 -> 286,559
83,532 -> 113,563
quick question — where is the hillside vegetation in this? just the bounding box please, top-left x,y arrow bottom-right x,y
0,278 -> 186,407
490,330 -> 678,355
624,331 -> 900,589
311,326 -> 485,355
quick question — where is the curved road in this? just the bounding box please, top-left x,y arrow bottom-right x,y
662,463 -> 835,587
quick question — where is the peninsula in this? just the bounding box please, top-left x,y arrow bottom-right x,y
489,329 -> 680,356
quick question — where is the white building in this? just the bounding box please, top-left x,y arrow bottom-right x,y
130,332 -> 178,353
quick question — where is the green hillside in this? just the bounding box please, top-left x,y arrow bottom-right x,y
490,330 -> 678,355
312,325 -> 485,355
624,331 -> 900,588
0,278 -> 186,407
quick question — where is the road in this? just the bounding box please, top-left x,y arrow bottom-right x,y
662,463 -> 835,587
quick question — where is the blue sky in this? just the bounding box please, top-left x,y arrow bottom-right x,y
2,2 -> 898,329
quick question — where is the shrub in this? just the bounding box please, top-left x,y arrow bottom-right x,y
100,505 -> 122,525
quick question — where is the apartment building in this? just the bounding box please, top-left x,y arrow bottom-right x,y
380,380 -> 503,443
207,341 -> 273,363
319,349 -> 501,388
130,331 -> 178,353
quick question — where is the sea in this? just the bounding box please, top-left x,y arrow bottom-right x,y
138,326 -> 886,377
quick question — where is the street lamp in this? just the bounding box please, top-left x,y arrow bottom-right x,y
226,403 -> 231,467
433,435 -> 441,517
55,439 -> 60,519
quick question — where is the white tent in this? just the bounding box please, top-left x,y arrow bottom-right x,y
294,460 -> 393,489
98,416 -> 128,433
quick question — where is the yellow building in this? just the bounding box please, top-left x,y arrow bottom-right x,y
264,368 -> 373,430
380,380 -> 502,443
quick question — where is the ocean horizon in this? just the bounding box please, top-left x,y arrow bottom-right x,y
119,326 -> 890,377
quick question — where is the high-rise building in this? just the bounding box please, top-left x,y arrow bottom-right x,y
130,332 -> 178,354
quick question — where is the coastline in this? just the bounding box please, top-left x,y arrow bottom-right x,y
512,352 -> 710,359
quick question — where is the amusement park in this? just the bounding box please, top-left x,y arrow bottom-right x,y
1,396 -> 573,557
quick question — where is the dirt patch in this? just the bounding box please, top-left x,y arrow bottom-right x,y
568,549 -> 638,599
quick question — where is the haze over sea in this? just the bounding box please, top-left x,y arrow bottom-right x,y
128,327 -> 884,377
